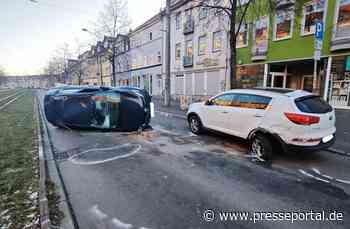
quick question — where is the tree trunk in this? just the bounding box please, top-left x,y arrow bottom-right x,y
229,2 -> 237,89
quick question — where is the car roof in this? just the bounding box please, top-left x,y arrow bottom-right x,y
223,88 -> 313,98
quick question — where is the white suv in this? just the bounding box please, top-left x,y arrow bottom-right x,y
187,88 -> 336,160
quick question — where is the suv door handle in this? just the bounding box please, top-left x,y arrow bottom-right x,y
254,114 -> 264,118
221,111 -> 229,114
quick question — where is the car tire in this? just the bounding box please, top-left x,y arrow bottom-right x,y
188,114 -> 203,135
250,134 -> 273,161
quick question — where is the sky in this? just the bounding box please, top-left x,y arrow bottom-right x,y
0,0 -> 165,75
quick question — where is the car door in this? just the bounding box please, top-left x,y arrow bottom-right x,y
234,94 -> 272,138
204,93 -> 235,133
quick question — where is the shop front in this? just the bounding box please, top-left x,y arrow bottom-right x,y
328,55 -> 350,108
236,64 -> 265,88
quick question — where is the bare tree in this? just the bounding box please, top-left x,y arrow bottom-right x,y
94,0 -> 131,39
43,43 -> 73,83
192,0 -> 303,89
92,0 -> 131,86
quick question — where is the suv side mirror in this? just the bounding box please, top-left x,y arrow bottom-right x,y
205,100 -> 212,106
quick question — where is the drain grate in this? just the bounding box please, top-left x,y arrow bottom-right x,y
54,148 -> 81,161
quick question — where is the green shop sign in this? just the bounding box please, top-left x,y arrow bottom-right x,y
346,56 -> 350,71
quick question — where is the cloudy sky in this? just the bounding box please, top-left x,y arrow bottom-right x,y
0,0 -> 164,75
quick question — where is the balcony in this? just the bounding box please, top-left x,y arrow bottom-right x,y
183,19 -> 194,35
183,56 -> 193,67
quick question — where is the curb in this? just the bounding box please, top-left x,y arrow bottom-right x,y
156,110 -> 187,120
36,92 -> 76,229
326,147 -> 350,157
35,97 -> 51,229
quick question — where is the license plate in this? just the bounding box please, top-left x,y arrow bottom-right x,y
322,135 -> 334,143
150,102 -> 155,118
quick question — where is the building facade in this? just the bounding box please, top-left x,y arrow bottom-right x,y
116,14 -> 164,97
169,0 -> 230,105
235,0 -> 350,109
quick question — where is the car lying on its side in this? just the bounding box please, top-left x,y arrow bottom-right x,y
44,86 -> 153,132
187,88 -> 336,161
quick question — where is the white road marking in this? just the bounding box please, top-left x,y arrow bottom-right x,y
69,144 -> 142,166
299,169 -> 330,183
311,168 -> 350,185
312,168 -> 334,180
335,178 -> 350,185
110,217 -> 133,229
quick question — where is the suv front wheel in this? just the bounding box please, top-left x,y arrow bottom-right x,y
188,114 -> 203,135
250,134 -> 273,161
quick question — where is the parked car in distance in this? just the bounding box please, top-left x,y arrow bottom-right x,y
187,88 -> 336,161
44,86 -> 153,132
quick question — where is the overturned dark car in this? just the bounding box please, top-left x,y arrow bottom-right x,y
44,86 -> 154,132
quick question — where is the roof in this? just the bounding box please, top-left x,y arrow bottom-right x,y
223,88 -> 312,98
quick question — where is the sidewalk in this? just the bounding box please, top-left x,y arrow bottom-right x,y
333,109 -> 350,155
153,97 -> 186,118
153,98 -> 349,155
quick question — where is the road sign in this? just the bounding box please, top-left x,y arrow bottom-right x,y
315,21 -> 324,40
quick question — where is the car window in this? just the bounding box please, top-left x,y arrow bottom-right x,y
236,94 -> 272,109
211,94 -> 235,107
295,95 -> 332,114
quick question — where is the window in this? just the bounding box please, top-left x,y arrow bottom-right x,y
213,0 -> 223,16
236,94 -> 272,109
301,1 -> 325,35
253,17 -> 269,55
211,94 -> 235,106
274,10 -> 293,40
175,43 -> 181,61
236,23 -> 248,48
213,31 -> 222,52
198,35 -> 208,56
295,95 -> 332,114
185,8 -> 192,21
157,51 -> 161,63
334,0 -> 350,39
199,1 -> 209,20
175,13 -> 181,30
150,32 -> 153,41
185,40 -> 193,57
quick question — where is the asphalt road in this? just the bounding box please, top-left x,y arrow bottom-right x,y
38,91 -> 350,229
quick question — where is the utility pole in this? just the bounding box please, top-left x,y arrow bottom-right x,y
164,0 -> 171,106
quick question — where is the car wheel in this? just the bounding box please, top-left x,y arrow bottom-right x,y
188,115 -> 203,134
250,134 -> 273,161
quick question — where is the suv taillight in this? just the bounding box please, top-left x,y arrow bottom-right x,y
284,113 -> 320,126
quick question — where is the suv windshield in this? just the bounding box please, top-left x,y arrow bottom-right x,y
295,95 -> 333,114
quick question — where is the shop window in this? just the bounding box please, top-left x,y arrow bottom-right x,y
274,10 -> 293,40
198,35 -> 208,56
334,0 -> 350,39
175,43 -> 181,61
213,31 -> 223,52
236,23 -> 248,48
301,1 -> 325,36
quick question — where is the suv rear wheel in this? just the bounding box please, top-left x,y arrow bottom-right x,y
250,134 -> 273,161
188,115 -> 203,135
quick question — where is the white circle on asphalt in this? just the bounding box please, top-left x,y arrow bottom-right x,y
69,143 -> 142,166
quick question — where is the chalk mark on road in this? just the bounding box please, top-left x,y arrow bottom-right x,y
69,143 -> 142,166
